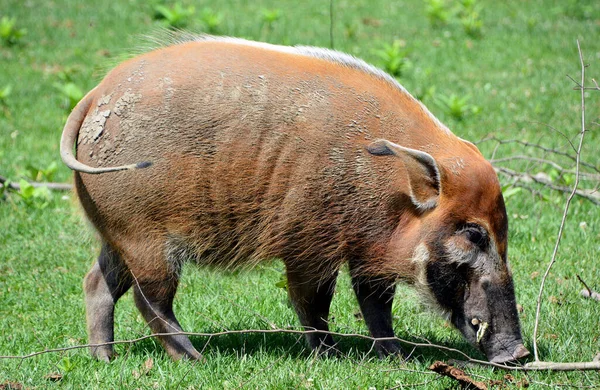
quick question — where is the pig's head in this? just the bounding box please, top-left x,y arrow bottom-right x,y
367,139 -> 529,364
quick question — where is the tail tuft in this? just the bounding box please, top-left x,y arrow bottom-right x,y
135,161 -> 153,169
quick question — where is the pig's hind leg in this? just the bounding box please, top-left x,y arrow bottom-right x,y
129,240 -> 203,361
84,241 -> 132,362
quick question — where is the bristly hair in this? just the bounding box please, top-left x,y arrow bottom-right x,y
121,29 -> 452,137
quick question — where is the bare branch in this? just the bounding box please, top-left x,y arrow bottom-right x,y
0,175 -> 73,191
429,361 -> 487,389
0,328 -> 598,371
495,166 -> 600,205
524,361 -> 600,371
577,274 -> 593,296
476,136 -> 600,173
532,40 -> 590,361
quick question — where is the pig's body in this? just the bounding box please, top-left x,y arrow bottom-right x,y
61,36 -> 529,363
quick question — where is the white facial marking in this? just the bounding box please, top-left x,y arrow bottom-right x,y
411,243 -> 444,313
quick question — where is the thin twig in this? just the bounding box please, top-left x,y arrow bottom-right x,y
532,40 -> 589,362
494,166 -> 600,205
576,275 -> 593,296
476,136 -> 600,173
1,329 -> 598,371
0,175 -> 73,191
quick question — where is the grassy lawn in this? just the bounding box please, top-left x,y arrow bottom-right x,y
1,0 -> 599,388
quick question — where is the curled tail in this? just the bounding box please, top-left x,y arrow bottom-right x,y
60,87 -> 152,174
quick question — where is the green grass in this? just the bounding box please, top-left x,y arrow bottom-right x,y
1,0 -> 599,388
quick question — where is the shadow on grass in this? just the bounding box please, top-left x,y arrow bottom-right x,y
120,326 -> 539,364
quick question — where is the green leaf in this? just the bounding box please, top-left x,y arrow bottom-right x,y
18,179 -> 34,199
502,186 -> 522,199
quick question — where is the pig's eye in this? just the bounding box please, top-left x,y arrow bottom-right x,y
463,224 -> 488,249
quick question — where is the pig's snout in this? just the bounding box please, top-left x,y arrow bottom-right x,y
487,340 -> 530,364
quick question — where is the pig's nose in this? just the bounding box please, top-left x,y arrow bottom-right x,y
513,344 -> 530,360
490,343 -> 530,364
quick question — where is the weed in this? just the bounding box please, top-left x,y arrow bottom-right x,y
460,10 -> 483,38
456,0 -> 483,38
414,85 -> 437,102
502,184 -> 523,200
275,272 -> 288,290
0,16 -> 26,46
56,65 -> 81,83
58,357 -> 76,374
425,0 -> 451,27
260,8 -> 281,40
53,81 -> 84,111
373,40 -> 410,78
200,8 -> 223,34
22,161 -> 58,183
261,8 -> 281,30
0,84 -> 12,117
153,3 -> 195,29
424,0 -> 484,38
434,93 -> 480,121
344,21 -> 358,40
16,179 -> 52,209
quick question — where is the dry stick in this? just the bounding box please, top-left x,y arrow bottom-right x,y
1,329 -> 599,371
494,166 -> 600,205
491,155 -> 600,181
531,40 -> 589,363
476,136 -> 600,173
577,274 -> 593,296
0,175 -> 73,191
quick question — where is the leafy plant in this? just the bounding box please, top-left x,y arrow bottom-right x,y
54,82 -> 84,111
434,93 -> 480,121
16,180 -> 52,209
457,0 -> 483,38
414,85 -> 437,102
425,0 -> 451,27
153,3 -> 196,29
56,65 -> 81,83
259,8 -> 281,40
200,8 -> 223,34
58,357 -> 77,373
373,40 -> 410,77
22,161 -> 58,183
275,272 -> 287,290
424,0 -> 484,38
0,84 -> 12,117
501,184 -> 523,200
0,16 -> 27,46
261,8 -> 281,30
460,11 -> 483,38
344,21 -> 358,40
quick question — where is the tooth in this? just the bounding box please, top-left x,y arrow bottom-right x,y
476,322 -> 489,343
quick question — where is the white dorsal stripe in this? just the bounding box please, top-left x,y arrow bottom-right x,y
146,32 -> 452,136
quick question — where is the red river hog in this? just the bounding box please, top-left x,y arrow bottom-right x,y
60,35 -> 529,364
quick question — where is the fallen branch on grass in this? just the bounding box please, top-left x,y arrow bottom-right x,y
429,361 -> 487,390
0,329 -> 599,371
0,175 -> 72,191
494,166 -> 600,205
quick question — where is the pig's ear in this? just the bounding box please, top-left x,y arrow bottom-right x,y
367,139 -> 441,210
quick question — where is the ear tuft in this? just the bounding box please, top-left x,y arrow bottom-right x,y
366,139 -> 395,156
367,139 -> 441,210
